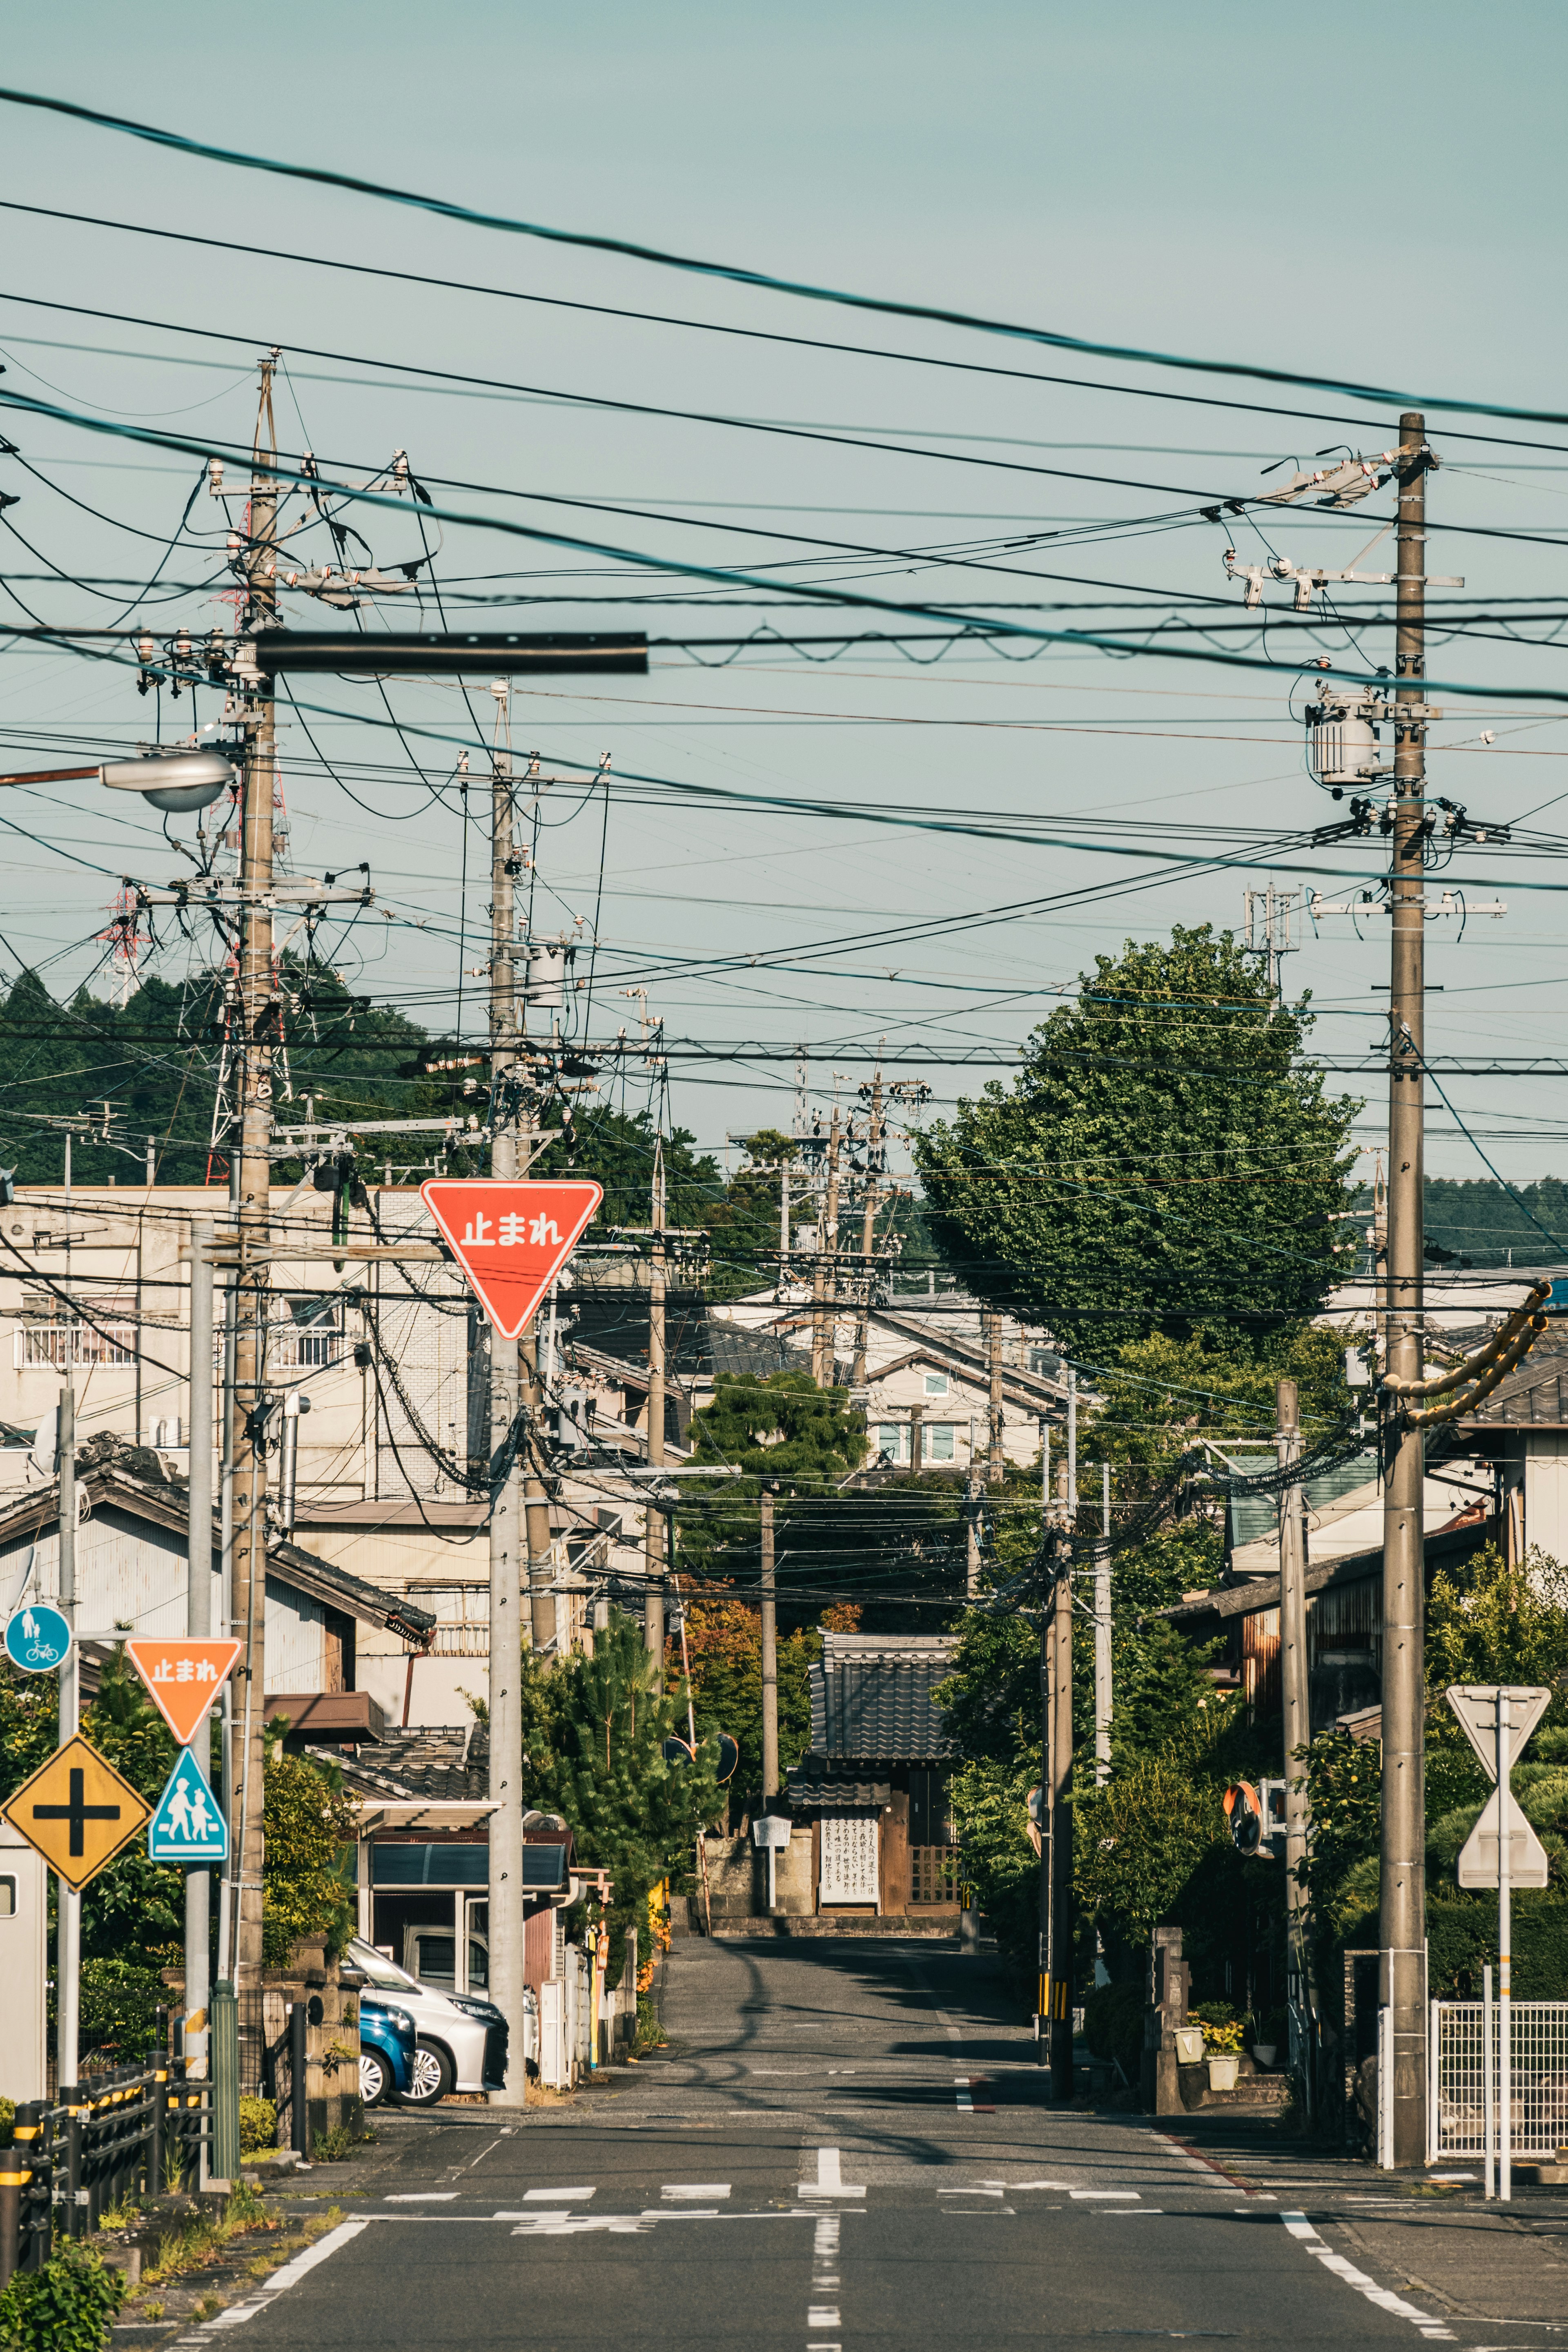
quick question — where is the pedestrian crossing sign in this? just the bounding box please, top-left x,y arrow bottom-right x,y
147,1747 -> 228,1865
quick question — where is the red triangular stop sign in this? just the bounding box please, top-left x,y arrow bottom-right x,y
421,1179 -> 602,1339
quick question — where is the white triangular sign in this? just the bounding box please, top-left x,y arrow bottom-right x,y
1457,1782 -> 1550,1890
1445,1685 -> 1551,1781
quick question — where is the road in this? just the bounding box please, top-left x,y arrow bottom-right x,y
175,1935 -> 1568,2352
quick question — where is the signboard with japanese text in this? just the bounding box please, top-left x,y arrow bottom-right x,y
818,1814 -> 880,1905
125,1638 -> 243,1747
420,1179 -> 603,1340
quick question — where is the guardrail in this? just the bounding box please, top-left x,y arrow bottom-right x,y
0,2056 -> 211,2287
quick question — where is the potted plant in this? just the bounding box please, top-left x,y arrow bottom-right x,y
1249,2005 -> 1286,2071
1191,2002 -> 1244,2091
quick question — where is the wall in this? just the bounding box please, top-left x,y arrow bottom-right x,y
1524,1431 -> 1568,1564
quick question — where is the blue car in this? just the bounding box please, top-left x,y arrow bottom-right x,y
359,1995 -> 417,2108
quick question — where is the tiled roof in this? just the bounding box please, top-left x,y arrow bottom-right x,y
786,1763 -> 893,1807
1459,1339 -> 1568,1427
325,1724 -> 490,1803
808,1633 -> 957,1762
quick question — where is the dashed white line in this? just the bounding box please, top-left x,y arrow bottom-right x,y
383,2193 -> 458,2202
800,2147 -> 866,2198
261,2221 -> 369,2294
662,2183 -> 731,2199
1071,2189 -> 1140,2201
1281,2211 -> 1455,2340
522,2185 -> 596,2201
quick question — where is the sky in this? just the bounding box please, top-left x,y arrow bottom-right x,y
3,0 -> 1568,1205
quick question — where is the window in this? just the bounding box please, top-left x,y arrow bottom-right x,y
923,1369 -> 949,1397
1027,1345 -> 1060,1378
271,1295 -> 345,1370
875,1424 -> 909,1463
926,1424 -> 956,1462
17,1325 -> 136,1370
0,1875 -> 15,1918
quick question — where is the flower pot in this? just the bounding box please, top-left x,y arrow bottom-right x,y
1206,2054 -> 1241,2091
1251,2043 -> 1278,2070
1174,2026 -> 1205,2066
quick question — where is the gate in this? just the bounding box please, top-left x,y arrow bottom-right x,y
1430,2000 -> 1568,2160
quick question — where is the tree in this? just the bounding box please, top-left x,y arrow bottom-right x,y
913,925 -> 1359,1358
530,1612 -> 722,1986
671,1592 -> 825,1795
260,1727 -> 359,1966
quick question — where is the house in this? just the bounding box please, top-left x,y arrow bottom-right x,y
1453,1331 -> 1568,1565
0,1434 -> 434,1712
703,1633 -> 963,1926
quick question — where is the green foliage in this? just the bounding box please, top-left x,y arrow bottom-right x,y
1082,1980 -> 1143,2081
239,2098 -> 277,2156
1426,1544 -> 1568,1742
947,1753 -> 1040,1988
79,1959 -> 166,2062
1074,1756 -> 1227,1937
261,1731 -> 358,1966
1300,1729 -> 1384,1933
0,2241 -> 125,2352
674,1592 -> 821,1795
1421,1175 -> 1568,1269
526,1612 -> 723,1986
687,1373 -> 867,1478
913,925 -> 1358,1355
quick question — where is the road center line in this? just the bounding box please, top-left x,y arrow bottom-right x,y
1281,2211 -> 1456,2340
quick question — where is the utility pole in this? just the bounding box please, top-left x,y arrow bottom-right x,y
229,356 -> 278,1993
56,1380 -> 78,2092
811,1108 -> 843,1388
985,1309 -> 1006,1483
186,1221 -> 215,2088
1094,1461 -> 1112,1785
1380,411 -> 1430,2169
760,1483 -> 779,1910
1278,1376 -> 1312,2110
486,710 -> 528,2108
1047,1523 -> 1075,2100
964,1474 -> 982,1599
645,1133 -> 666,1679
851,1068 -> 883,1389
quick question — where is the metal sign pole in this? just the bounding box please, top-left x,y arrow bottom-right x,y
1498,1692 -> 1512,2203
56,1380 -> 79,2095
1482,1960 -> 1495,2201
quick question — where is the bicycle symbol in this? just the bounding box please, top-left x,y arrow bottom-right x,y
22,1642 -> 60,1665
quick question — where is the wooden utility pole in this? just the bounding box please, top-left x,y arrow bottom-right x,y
645,1134 -> 667,1678
985,1308 -> 1006,1482
1277,1376 -> 1312,2112
1380,412 -> 1430,2168
851,1070 -> 883,1389
229,356 -> 278,1993
811,1108 -> 842,1388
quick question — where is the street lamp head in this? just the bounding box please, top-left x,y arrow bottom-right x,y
98,749 -> 236,813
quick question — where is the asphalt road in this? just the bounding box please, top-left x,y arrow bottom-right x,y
169,1936 -> 1568,2352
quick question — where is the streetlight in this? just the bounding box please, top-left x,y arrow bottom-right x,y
0,747 -> 236,814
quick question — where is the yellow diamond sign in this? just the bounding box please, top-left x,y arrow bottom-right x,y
2,1733 -> 151,1891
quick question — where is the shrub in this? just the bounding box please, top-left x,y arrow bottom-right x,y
238,2098 -> 277,2155
1082,1982 -> 1143,2082
0,2241 -> 126,2352
79,1959 -> 166,2062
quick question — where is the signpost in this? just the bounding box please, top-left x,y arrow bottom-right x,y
148,1748 -> 230,1865
419,1179 -> 603,1338
1446,1684 -> 1551,2204
4,1603 -> 72,1675
125,1638 -> 243,1746
1,1734 -> 151,1893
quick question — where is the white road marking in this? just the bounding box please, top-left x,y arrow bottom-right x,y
383,2193 -> 458,2202
808,2309 -> 842,2326
262,2221 -> 369,2293
937,2184 -> 1003,2197
1071,2189 -> 1140,2201
662,2184 -> 731,2198
1281,2211 -> 1455,2340
523,2185 -> 596,2201
800,2146 -> 866,2198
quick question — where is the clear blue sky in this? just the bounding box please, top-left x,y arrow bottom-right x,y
3,1 -> 1568,1188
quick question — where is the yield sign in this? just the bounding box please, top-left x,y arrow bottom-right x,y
1445,1684 -> 1551,1780
147,1748 -> 228,1864
1457,1783 -> 1551,1890
421,1179 -> 603,1340
126,1638 -> 243,1746
2,1733 -> 151,1891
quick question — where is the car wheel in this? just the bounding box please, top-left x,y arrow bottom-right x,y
400,2040 -> 454,2108
360,2049 -> 390,2108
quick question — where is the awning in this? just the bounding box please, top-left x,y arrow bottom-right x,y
356,1801 -> 498,1836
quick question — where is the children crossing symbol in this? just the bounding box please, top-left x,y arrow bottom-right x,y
147,1747 -> 229,1864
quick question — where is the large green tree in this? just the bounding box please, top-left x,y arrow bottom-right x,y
913,925 -> 1359,1357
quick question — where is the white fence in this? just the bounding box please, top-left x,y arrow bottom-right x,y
1430,2000 -> 1568,2160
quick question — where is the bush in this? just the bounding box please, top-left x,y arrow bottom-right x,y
1082,1982 -> 1143,2082
0,2242 -> 126,2352
238,2098 -> 277,2156
79,1959 -> 166,2062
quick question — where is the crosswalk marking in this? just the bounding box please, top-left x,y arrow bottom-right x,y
522,2187 -> 595,2202
662,2184 -> 731,2199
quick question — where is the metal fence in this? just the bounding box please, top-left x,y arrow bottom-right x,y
0,2062 -> 210,2288
1430,2000 -> 1568,2160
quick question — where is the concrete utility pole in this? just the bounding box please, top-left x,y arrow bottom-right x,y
1277,1376 -> 1312,2106
986,1308 -> 1006,1482
851,1069 -> 883,1389
645,1133 -> 667,1679
229,356 -> 278,1993
56,1380 -> 78,2092
1047,1530 -> 1075,2100
1094,1461 -> 1112,1785
486,722 -> 528,2107
1380,412 -> 1430,2169
811,1108 -> 842,1389
186,1222 -> 215,2081
964,1474 -> 982,1598
760,1484 -> 778,1814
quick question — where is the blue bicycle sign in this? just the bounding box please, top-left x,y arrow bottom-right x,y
4,1603 -> 73,1674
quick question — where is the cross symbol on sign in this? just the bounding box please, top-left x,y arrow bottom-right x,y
33,1766 -> 120,1857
